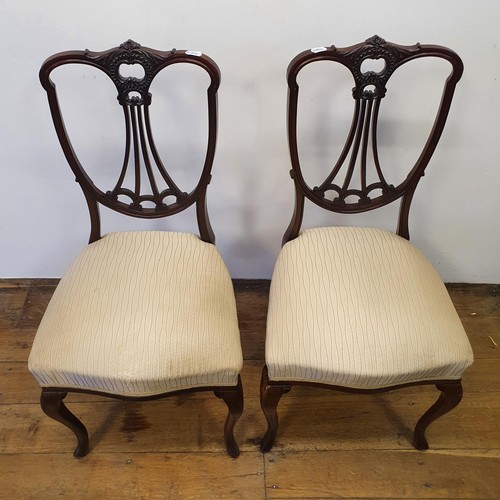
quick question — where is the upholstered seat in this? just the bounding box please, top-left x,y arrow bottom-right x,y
266,227 -> 473,389
29,231 -> 243,397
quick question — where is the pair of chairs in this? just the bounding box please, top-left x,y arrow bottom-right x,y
28,36 -> 473,458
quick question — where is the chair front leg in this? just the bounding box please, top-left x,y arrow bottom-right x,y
260,365 -> 291,452
413,380 -> 463,450
40,389 -> 90,457
214,375 -> 244,458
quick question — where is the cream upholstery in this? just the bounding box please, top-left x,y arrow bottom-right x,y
266,227 -> 473,389
29,231 -> 243,397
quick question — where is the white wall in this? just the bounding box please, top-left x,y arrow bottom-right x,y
1,0 -> 499,282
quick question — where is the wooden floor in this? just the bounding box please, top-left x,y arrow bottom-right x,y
1,279 -> 499,499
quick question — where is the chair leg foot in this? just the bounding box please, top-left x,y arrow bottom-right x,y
214,376 -> 244,458
413,380 -> 463,450
260,366 -> 291,453
40,389 -> 89,457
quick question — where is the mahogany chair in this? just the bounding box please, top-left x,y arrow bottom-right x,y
28,41 -> 243,458
261,36 -> 473,452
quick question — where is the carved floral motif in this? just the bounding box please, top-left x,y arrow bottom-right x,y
338,34 -> 422,100
86,40 -> 172,105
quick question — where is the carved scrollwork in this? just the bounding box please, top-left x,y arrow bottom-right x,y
86,39 -> 172,105
340,35 -> 422,100
105,188 -> 189,210
314,182 -> 396,207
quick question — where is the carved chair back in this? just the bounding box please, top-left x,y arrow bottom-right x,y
284,36 -> 463,243
40,40 -> 221,243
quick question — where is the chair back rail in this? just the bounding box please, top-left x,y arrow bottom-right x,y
284,35 -> 463,244
40,40 -> 221,243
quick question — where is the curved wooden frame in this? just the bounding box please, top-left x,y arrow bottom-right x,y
37,41 -> 243,458
40,39 -> 221,243
262,36 -> 465,452
283,35 -> 463,243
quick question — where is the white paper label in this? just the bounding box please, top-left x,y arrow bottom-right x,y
186,50 -> 202,57
311,46 -> 327,53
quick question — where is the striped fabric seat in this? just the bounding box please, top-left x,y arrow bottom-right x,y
29,231 -> 243,397
266,227 -> 473,389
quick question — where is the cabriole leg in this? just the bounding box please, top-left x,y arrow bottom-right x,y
260,365 -> 291,453
413,380 -> 463,450
214,376 -> 244,458
40,389 -> 89,457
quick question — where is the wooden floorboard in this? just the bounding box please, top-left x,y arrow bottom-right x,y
264,450 -> 500,499
0,452 -> 265,499
0,279 -> 499,499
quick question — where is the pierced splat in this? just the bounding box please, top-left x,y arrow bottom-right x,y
104,95 -> 188,211
312,89 -> 395,208
285,35 -> 463,240
39,40 -> 221,241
